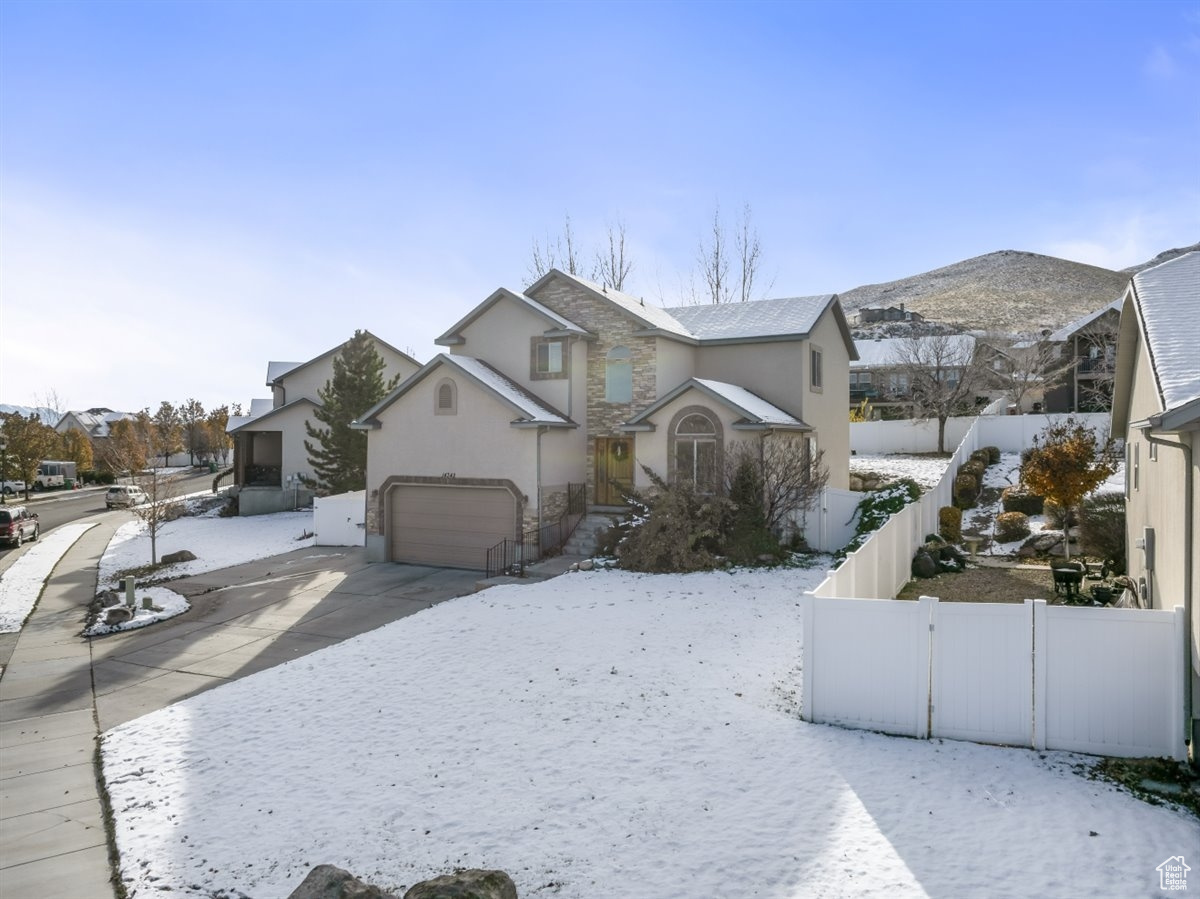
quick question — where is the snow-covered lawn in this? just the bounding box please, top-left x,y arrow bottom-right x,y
0,522 -> 96,633
102,564 -> 1198,898
849,452 -> 949,489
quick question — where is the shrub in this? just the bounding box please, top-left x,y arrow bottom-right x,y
939,505 -> 962,543
617,467 -> 727,573
838,479 -> 922,558
970,449 -> 992,467
722,456 -> 782,565
1079,492 -> 1126,573
954,474 -> 979,508
984,446 -> 1001,464
1043,499 -> 1077,530
1001,487 -> 1044,515
960,459 -> 987,483
995,511 -> 1031,542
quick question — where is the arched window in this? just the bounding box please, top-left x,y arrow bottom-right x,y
435,378 -> 457,415
671,409 -> 720,492
606,345 -> 633,403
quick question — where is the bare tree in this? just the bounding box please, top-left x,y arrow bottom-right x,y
982,332 -> 1074,411
1071,314 -> 1121,412
131,462 -> 184,566
694,202 -> 766,304
529,214 -> 585,281
889,333 -> 987,453
723,435 -> 829,539
593,219 -> 633,290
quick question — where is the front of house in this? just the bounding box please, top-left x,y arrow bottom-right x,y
1110,250 -> 1200,759
356,269 -> 856,568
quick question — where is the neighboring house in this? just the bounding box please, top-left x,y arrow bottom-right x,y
355,269 -> 856,568
1040,299 -> 1123,413
55,408 -> 136,440
228,332 -> 419,516
1110,250 -> 1200,759
851,304 -> 924,325
849,334 -> 983,413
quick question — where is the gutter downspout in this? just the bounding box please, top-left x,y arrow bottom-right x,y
1145,427 -> 1195,759
536,426 -> 547,539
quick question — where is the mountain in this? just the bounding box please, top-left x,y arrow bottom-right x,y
0,405 -> 61,426
837,243 -> 1198,334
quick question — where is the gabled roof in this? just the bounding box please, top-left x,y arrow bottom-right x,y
355,354 -> 575,429
1046,299 -> 1122,342
266,331 -> 418,387
57,409 -> 136,438
623,378 -> 810,432
664,295 -> 837,342
436,287 -> 591,346
525,269 -> 697,340
227,397 -> 317,434
851,334 -> 976,369
1113,251 -> 1200,432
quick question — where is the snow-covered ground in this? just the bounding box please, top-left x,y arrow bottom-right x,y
0,522 -> 96,633
102,563 -> 1198,899
849,452 -> 949,489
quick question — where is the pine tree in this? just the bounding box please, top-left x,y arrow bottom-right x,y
304,331 -> 400,494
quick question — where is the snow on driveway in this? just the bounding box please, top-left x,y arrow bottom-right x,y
0,522 -> 96,633
102,565 -> 1197,898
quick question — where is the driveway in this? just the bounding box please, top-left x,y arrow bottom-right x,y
90,547 -> 484,730
0,535 -> 483,898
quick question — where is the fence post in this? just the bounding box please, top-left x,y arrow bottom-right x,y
800,593 -> 816,722
1170,605 -> 1188,761
1031,599 -> 1047,751
917,595 -> 936,739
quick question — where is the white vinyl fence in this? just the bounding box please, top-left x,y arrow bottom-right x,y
800,594 -> 1187,760
313,490 -> 366,546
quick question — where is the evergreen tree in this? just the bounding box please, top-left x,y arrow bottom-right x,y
304,331 -> 400,494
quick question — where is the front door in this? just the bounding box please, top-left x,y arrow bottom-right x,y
595,437 -> 634,505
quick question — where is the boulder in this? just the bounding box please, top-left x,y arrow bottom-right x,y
288,865 -> 400,899
162,550 -> 197,565
403,870 -> 518,899
104,606 -> 135,626
911,551 -> 939,579
578,559 -> 594,571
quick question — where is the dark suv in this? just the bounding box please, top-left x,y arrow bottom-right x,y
0,506 -> 39,547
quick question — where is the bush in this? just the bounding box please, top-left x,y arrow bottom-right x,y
995,511 -> 1031,542
939,505 -> 962,543
617,469 -> 727,573
1080,492 -> 1126,573
969,449 -> 992,467
954,474 -> 979,508
1001,487 -> 1044,515
838,479 -> 922,559
1044,499 -> 1077,530
722,457 -> 782,565
984,446 -> 1001,464
961,458 -> 987,482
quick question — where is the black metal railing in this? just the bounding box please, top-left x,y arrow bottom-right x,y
212,466 -> 236,493
485,483 -> 587,579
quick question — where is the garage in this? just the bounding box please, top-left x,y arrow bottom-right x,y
388,484 -> 519,569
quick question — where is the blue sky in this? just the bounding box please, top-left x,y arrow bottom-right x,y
2,0 -> 1197,414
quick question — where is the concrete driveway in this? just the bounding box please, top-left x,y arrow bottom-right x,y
1,534 -> 483,898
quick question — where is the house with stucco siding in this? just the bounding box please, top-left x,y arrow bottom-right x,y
1110,250 -> 1200,760
355,269 -> 856,569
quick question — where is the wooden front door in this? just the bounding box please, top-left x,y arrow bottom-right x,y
595,437 -> 634,505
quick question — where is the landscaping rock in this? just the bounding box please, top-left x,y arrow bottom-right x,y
288,865 -> 400,899
912,551 -> 939,578
578,559 -> 594,571
104,605 -> 135,626
403,870 -> 518,899
162,549 -> 197,564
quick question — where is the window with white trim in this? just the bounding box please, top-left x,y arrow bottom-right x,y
810,346 -> 823,391
605,345 -> 633,403
531,337 -> 567,380
673,411 -> 719,492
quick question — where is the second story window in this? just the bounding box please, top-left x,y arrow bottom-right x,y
606,346 -> 633,403
531,337 -> 568,380
810,346 -> 823,391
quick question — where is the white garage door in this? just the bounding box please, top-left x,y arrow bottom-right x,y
389,484 -> 517,569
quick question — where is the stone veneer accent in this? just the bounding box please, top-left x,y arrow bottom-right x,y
530,279 -> 658,504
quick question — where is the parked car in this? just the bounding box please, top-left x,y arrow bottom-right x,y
106,485 -> 148,509
0,506 -> 39,546
2,479 -> 26,495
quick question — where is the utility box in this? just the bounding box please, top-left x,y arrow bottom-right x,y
119,577 -> 136,607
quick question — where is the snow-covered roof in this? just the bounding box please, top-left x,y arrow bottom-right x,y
58,409 -> 136,437
266,361 -> 302,384
851,335 -> 976,369
227,398 -> 317,434
624,378 -> 810,430
664,295 -> 835,341
1134,251 -> 1200,413
1046,299 -> 1122,342
356,354 -> 573,428
527,270 -> 697,339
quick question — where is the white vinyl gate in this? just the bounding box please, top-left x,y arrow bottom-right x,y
800,595 -> 1187,760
